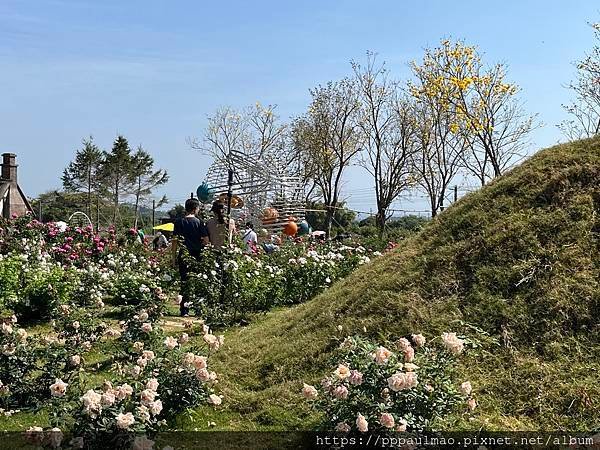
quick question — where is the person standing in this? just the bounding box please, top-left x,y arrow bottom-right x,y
206,201 -> 236,249
242,221 -> 258,254
172,198 -> 209,316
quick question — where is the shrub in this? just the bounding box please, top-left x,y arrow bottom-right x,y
303,333 -> 474,432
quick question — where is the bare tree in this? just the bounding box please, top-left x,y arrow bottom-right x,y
293,78 -> 361,236
352,53 -> 417,234
559,23 -> 600,140
410,90 -> 467,217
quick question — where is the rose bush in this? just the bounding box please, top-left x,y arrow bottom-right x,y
180,241 -> 379,325
303,333 -> 477,432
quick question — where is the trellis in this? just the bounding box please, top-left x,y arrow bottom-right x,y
204,148 -> 306,232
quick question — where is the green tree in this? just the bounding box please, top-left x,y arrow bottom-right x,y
292,78 -> 361,237
130,147 -> 169,229
167,204 -> 186,219
61,137 -> 104,227
305,201 -> 356,234
100,136 -> 135,226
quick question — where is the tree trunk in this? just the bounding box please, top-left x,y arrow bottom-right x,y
376,207 -> 386,238
325,205 -> 334,239
133,177 -> 141,229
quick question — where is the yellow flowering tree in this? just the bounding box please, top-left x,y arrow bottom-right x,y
411,39 -> 537,185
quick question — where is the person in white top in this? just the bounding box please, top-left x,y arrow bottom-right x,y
242,222 -> 258,254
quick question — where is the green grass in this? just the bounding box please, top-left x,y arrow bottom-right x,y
186,137 -> 600,431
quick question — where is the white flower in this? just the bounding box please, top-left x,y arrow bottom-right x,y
140,389 -> 156,406
115,412 -> 135,430
136,405 -> 151,423
50,379 -> 68,397
146,378 -> 159,392
149,399 -> 163,416
101,391 -> 116,407
141,323 -> 153,333
208,394 -> 222,406
164,336 -> 178,349
116,384 -> 133,400
442,332 -> 464,355
460,381 -> 472,396
356,413 -> 368,433
70,355 -> 81,366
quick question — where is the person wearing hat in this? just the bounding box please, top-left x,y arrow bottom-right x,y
206,201 -> 236,249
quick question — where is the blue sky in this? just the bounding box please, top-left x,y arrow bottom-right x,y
1,0 -> 598,214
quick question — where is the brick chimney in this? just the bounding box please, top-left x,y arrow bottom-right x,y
1,153 -> 17,182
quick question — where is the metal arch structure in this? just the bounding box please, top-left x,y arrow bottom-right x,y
204,148 -> 306,232
68,211 -> 93,229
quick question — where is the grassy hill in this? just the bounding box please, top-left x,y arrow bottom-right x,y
186,138 -> 600,431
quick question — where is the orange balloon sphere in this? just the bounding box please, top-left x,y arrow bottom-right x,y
283,221 -> 298,236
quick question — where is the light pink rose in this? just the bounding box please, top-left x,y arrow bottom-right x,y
208,394 -> 222,406
146,378 -> 159,392
149,399 -> 163,416
179,333 -> 190,344
101,392 -> 116,406
164,336 -> 178,349
442,332 -> 464,355
140,389 -> 156,407
373,346 -> 393,365
141,323 -> 152,333
460,381 -> 472,396
411,333 -> 426,347
380,413 -> 395,429
467,398 -> 477,411
356,413 -> 368,433
116,413 -> 135,430
50,379 -> 68,397
348,370 -> 363,385
196,368 -> 210,382
334,364 -> 351,379
332,385 -> 348,400
116,384 -> 133,400
302,383 -> 318,399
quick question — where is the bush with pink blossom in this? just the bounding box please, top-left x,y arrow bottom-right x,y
303,333 -> 475,433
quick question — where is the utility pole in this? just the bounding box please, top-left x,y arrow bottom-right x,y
454,185 -> 458,203
151,199 -> 156,230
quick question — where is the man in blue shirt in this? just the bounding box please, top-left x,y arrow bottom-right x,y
173,198 -> 209,316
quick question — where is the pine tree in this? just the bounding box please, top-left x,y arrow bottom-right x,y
61,137 -> 104,226
130,146 -> 169,228
100,136 -> 135,226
